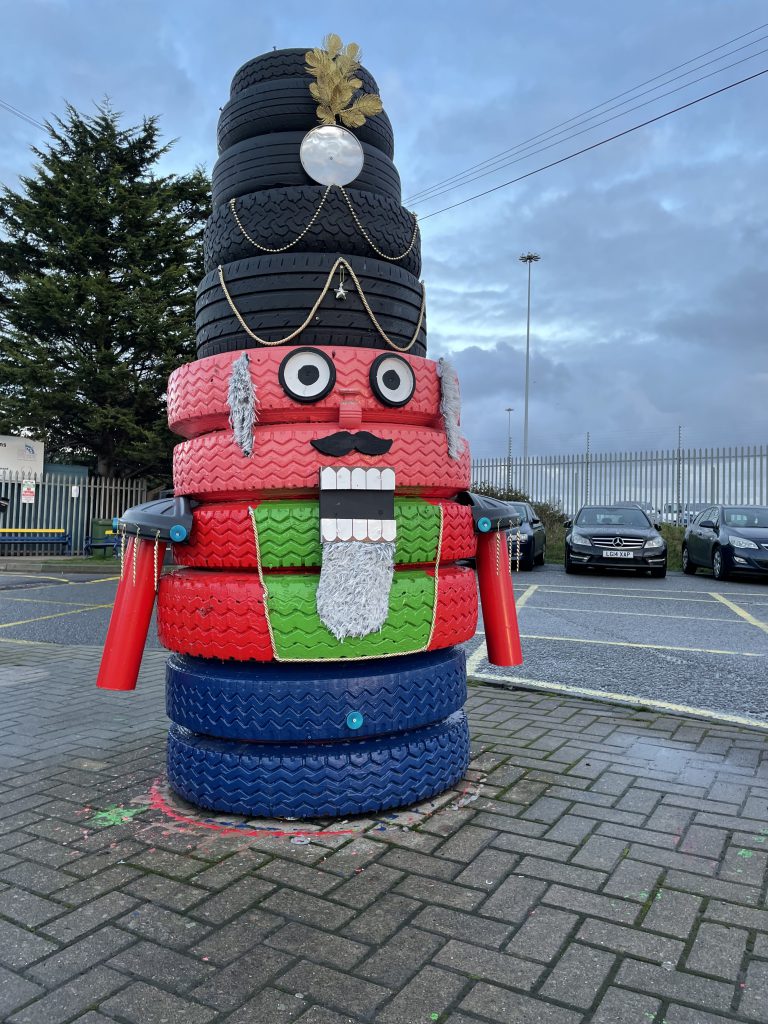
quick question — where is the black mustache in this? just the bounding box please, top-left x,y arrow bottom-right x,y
311,431 -> 393,457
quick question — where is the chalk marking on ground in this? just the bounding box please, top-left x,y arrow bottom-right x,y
468,670 -> 768,732
710,592 -> 768,636
0,604 -> 113,629
467,584 -> 538,676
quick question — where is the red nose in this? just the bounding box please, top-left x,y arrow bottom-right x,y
338,389 -> 362,430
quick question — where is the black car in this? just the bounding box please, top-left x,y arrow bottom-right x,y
508,501 -> 547,571
564,504 -> 667,577
682,505 -> 768,580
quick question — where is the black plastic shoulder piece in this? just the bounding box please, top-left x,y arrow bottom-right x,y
456,491 -> 522,533
117,496 -> 196,544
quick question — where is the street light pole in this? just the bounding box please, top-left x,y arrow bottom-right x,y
519,252 -> 540,495
505,406 -> 514,494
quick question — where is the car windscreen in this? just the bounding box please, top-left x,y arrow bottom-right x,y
723,507 -> 768,528
576,507 -> 650,528
509,503 -> 528,521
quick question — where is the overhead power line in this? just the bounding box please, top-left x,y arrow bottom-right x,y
405,21 -> 768,206
0,97 -> 46,131
416,67 -> 768,222
410,42 -> 768,209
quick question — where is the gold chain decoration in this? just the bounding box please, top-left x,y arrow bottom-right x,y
228,187 -> 332,253
153,531 -> 161,592
338,186 -> 419,261
515,529 -> 521,572
227,185 -> 419,262
495,527 -> 501,576
119,524 -> 126,579
218,258 -> 425,352
132,527 -> 140,587
248,505 -> 444,662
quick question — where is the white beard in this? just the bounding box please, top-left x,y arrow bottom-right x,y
316,540 -> 395,641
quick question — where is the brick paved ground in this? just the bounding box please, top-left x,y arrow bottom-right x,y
1,639 -> 767,1023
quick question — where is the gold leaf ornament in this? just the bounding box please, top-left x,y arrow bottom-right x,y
304,34 -> 383,128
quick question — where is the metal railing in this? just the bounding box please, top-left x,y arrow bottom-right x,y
472,444 -> 768,519
0,472 -> 147,556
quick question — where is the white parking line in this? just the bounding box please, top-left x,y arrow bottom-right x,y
520,605 -> 748,623
470,671 -> 768,731
467,584 -> 538,676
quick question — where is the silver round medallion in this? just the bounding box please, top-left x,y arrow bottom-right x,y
299,125 -> 364,186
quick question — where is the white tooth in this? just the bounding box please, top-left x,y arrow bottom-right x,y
337,518 -> 353,541
367,519 -> 383,541
366,468 -> 381,489
351,468 -> 367,490
336,467 -> 351,490
380,469 -> 395,491
320,467 -> 337,490
321,518 -> 338,542
382,519 -> 397,542
353,518 -> 367,540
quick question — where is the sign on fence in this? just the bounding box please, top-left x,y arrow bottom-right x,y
0,435 -> 45,476
20,481 -> 36,504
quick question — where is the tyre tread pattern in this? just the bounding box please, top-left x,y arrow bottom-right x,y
165,647 -> 466,741
167,711 -> 470,818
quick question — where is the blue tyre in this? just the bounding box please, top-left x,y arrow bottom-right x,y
166,711 -> 470,818
166,648 -> 466,742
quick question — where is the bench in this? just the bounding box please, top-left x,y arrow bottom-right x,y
0,529 -> 72,554
84,531 -> 120,557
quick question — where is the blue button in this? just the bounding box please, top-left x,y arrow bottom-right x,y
346,711 -> 364,730
477,516 -> 492,532
169,524 -> 188,542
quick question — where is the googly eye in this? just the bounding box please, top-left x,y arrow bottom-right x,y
369,354 -> 416,407
278,347 -> 336,403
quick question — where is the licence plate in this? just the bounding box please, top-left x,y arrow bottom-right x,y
602,550 -> 634,558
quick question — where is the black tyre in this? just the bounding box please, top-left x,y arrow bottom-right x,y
204,186 -> 421,277
649,566 -> 667,578
167,711 -> 470,818
231,48 -> 379,97
535,542 -> 546,566
564,548 -> 579,574
218,80 -> 394,158
211,133 -> 401,209
681,545 -> 696,575
166,647 -> 467,742
712,546 -> 729,581
195,253 -> 426,358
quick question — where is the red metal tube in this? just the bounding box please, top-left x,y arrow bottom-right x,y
475,530 -> 523,667
97,537 -> 166,691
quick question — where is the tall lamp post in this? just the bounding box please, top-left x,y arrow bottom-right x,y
505,406 -> 514,494
519,251 -> 540,494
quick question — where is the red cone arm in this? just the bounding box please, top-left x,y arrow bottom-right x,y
475,530 -> 523,667
97,537 -> 166,691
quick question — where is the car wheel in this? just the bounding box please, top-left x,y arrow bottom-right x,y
681,545 -> 696,575
564,549 -> 579,574
535,542 -> 546,566
712,546 -> 729,581
649,566 -> 667,578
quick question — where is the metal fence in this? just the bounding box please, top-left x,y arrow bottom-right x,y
0,472 -> 147,556
472,444 -> 768,519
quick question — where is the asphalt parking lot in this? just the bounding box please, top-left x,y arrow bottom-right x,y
0,564 -> 766,723
470,564 -> 768,725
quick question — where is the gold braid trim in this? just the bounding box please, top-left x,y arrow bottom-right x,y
227,185 -> 419,262
218,258 -> 425,352
248,504 -> 444,662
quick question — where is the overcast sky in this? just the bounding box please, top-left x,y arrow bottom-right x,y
1,0 -> 766,458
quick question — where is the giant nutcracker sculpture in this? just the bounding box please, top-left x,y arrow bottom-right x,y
98,37 -> 523,818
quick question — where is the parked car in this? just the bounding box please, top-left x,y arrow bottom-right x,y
508,501 -> 546,571
564,504 -> 667,577
682,505 -> 768,580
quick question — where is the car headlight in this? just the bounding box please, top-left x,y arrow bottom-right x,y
645,535 -> 665,549
730,536 -> 758,549
570,530 -> 592,545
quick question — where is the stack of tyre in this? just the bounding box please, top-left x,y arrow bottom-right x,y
156,48 -> 477,819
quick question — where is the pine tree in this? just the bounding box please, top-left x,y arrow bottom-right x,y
0,103 -> 209,480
